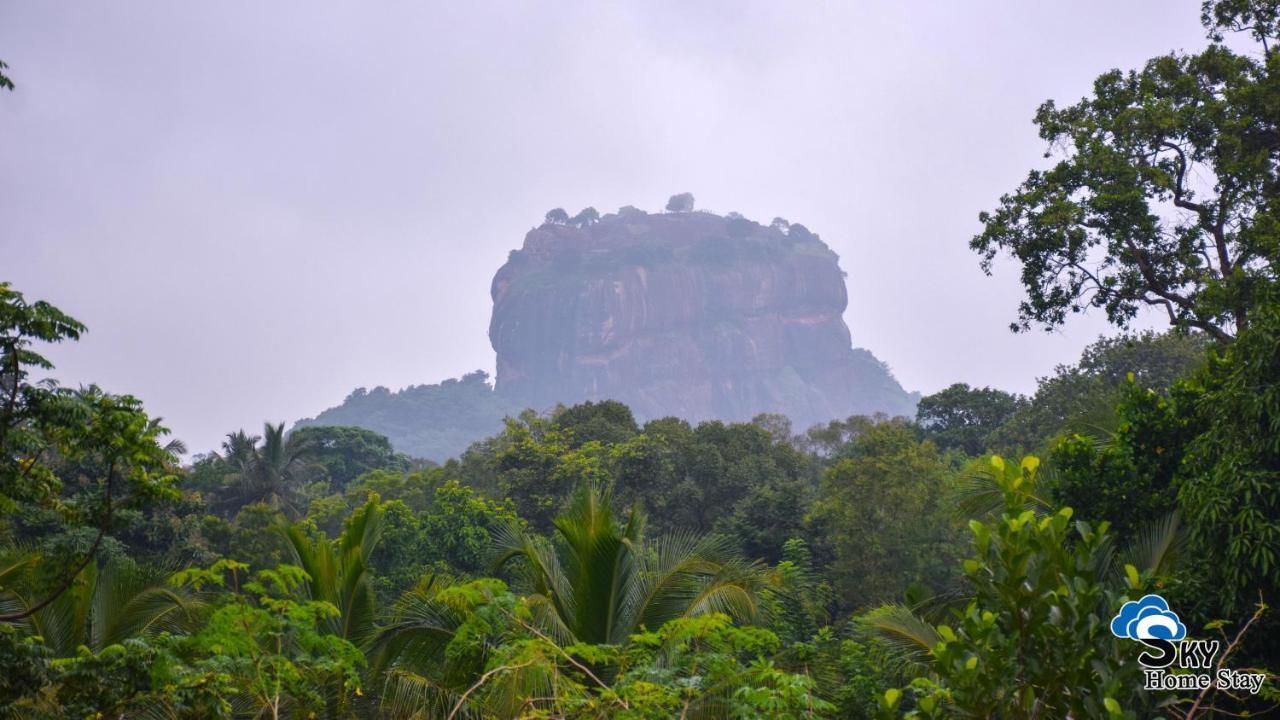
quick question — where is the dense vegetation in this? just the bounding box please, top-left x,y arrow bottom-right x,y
3,1 -> 1279,717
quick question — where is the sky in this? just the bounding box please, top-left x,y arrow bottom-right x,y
2,1 -> 1208,456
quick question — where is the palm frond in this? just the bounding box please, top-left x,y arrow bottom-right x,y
1116,509 -> 1187,581
858,603 -> 941,679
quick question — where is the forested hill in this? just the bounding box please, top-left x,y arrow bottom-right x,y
300,203 -> 918,460
292,370 -> 520,461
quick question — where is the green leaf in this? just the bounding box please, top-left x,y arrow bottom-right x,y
1124,564 -> 1140,589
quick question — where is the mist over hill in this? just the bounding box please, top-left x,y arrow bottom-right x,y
299,203 -> 918,460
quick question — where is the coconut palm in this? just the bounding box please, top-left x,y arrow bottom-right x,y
215,422 -> 318,518
494,482 -> 771,646
368,484 -> 773,718
0,552 -> 206,657
280,496 -> 384,652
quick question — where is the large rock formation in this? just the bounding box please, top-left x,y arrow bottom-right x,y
489,209 -> 917,429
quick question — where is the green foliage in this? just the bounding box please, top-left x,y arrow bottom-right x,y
282,497 -> 385,652
289,425 -> 409,491
495,482 -> 771,646
296,370 -> 521,462
1178,302 -> 1280,613
879,456 -> 1155,719
0,622 -> 49,710
989,330 -> 1209,453
1049,378 -> 1197,539
808,419 -> 962,610
495,417 -> 603,532
420,479 -> 519,576
916,383 -> 1023,456
551,399 -> 639,448
211,423 -> 323,519
665,192 -> 695,212
173,559 -> 366,718
972,9 -> 1279,341
1,284 -> 179,624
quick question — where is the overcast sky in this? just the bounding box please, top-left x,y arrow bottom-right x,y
2,2 -> 1206,455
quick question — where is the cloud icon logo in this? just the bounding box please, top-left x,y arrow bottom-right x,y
1110,594 -> 1186,641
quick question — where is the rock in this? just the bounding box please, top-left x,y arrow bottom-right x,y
489,209 -> 917,429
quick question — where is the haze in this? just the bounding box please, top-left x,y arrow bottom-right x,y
1,1 -> 1199,455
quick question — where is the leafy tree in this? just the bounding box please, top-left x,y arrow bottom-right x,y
544,207 -> 570,225
1049,378 -> 1197,540
612,418 -> 814,561
915,383 -> 1023,455
550,614 -> 832,719
770,217 -> 791,233
1178,301 -> 1280,616
551,399 -> 639,448
989,330 -> 1208,452
874,457 -> 1159,719
570,206 -> 600,227
494,482 -> 771,646
0,60 -> 13,92
807,419 -> 961,610
665,192 -> 695,213
289,425 -> 409,491
1,283 -> 178,623
419,479 -> 518,576
338,466 -> 444,515
971,3 -> 1279,341
0,623 -> 49,710
174,560 -> 366,720
495,418 -> 604,533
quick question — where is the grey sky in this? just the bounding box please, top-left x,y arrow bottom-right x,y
2,2 -> 1203,455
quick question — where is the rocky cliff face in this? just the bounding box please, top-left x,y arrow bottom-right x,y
489,209 -> 917,429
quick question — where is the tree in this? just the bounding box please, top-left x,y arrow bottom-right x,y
289,425 -> 408,491
0,60 -> 13,92
569,206 -> 600,227
770,217 -> 791,233
0,555 -> 206,658
493,482 -> 771,646
174,560 -> 366,720
544,208 -> 570,225
873,457 -> 1160,719
213,422 -> 320,518
916,383 -> 1023,455
988,330 -> 1208,452
550,399 -> 639,447
971,3 -> 1279,342
807,419 -> 961,610
1,284 -> 178,624
282,497 -> 384,654
418,479 -> 518,576
665,192 -> 695,213
1177,301 -> 1280,618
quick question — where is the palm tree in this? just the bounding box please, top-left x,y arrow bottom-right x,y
494,482 -> 770,646
368,573 -> 477,719
215,422 -> 318,517
281,497 -> 384,652
368,485 -> 772,718
0,552 -> 206,657
281,498 -> 385,718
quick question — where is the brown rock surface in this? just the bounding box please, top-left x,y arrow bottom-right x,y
489,209 -> 917,429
